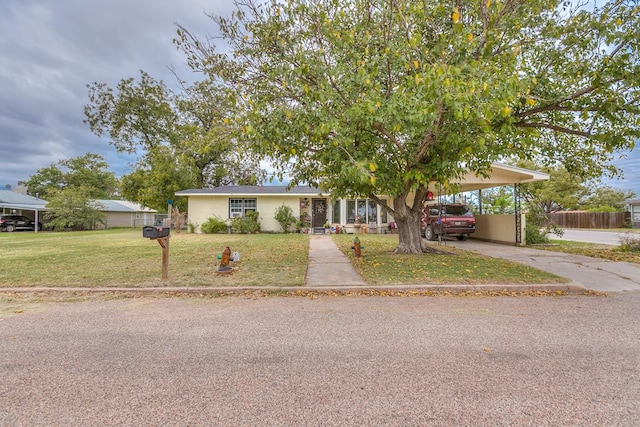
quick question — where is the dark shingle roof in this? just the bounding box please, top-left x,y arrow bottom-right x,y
176,185 -> 327,196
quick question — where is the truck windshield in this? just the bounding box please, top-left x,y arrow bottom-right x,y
444,205 -> 471,216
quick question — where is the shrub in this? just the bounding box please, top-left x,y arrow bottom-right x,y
274,205 -> 296,233
618,232 -> 640,252
200,216 -> 228,234
525,223 -> 549,245
231,211 -> 261,234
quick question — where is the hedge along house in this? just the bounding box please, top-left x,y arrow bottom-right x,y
176,163 -> 549,244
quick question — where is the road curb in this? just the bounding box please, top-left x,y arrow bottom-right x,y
0,282 -> 590,297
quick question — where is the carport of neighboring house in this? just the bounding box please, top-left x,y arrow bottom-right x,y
175,162 -> 549,245
0,189 -> 48,232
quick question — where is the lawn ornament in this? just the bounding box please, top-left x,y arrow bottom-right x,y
352,237 -> 362,257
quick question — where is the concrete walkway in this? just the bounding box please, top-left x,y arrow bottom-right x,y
305,234 -> 366,286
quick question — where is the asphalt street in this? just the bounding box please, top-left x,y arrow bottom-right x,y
1,293 -> 639,426
549,229 -> 632,246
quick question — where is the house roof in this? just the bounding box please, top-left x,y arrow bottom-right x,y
176,185 -> 328,197
176,164 -> 549,197
0,189 -> 48,211
92,200 -> 157,213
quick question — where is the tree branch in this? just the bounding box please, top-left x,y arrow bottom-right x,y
414,98 -> 443,164
372,122 -> 406,154
514,121 -> 593,138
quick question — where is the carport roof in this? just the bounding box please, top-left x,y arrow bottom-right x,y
0,189 -> 48,211
450,162 -> 549,193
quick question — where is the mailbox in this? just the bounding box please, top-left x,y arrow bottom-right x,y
143,226 -> 170,239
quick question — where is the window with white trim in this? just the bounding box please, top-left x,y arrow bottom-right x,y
229,198 -> 257,218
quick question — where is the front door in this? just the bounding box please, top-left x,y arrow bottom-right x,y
312,199 -> 327,228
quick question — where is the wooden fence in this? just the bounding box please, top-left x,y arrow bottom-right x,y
547,211 -> 630,229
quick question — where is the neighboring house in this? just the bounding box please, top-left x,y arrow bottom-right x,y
0,189 -> 48,226
176,163 -> 550,244
92,200 -> 157,229
624,199 -> 640,228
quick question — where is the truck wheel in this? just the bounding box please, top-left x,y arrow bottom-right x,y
425,225 -> 436,241
457,235 -> 468,241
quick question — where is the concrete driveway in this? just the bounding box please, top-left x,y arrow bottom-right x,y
1,294 -> 639,426
440,239 -> 640,292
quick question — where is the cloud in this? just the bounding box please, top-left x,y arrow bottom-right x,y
0,0 -> 229,187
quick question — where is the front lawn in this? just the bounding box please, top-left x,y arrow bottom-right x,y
0,230 -> 309,288
331,234 -> 566,285
0,229 -> 568,289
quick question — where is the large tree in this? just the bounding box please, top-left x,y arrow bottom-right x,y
84,71 -> 266,211
177,0 -> 639,253
26,153 -> 118,200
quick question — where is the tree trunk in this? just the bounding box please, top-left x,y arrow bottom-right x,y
391,190 -> 444,254
391,194 -> 427,254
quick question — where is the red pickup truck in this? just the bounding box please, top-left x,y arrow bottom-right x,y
421,203 -> 476,241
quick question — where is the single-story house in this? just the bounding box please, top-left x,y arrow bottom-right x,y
92,200 -> 157,229
176,163 -> 550,245
0,189 -> 48,229
1,188 -> 156,230
623,199 -> 640,228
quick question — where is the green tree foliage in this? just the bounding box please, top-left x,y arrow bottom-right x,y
579,185 -> 635,211
176,0 -> 640,253
44,187 -> 107,231
84,71 -> 266,212
520,161 -> 589,215
478,187 -> 515,214
26,153 -> 118,200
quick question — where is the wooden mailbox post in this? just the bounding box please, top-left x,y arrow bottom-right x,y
143,226 -> 170,280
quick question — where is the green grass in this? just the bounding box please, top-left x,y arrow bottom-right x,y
0,229 -> 571,289
0,230 -> 309,288
331,234 -> 566,285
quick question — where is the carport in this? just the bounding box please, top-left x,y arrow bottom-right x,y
0,189 -> 48,232
435,163 -> 550,246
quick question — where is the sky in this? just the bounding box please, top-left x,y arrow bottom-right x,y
0,0 -> 231,189
0,0 -> 638,198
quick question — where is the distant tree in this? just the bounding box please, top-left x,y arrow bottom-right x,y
44,187 -> 107,231
520,161 -> 589,215
479,187 -> 515,214
119,147 -> 194,212
176,0 -> 640,253
84,70 -> 266,212
579,185 -> 636,212
26,153 -> 118,200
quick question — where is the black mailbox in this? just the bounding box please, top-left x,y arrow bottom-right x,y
143,226 -> 170,239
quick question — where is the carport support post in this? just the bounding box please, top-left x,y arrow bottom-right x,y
157,237 -> 169,280
514,184 -> 522,245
